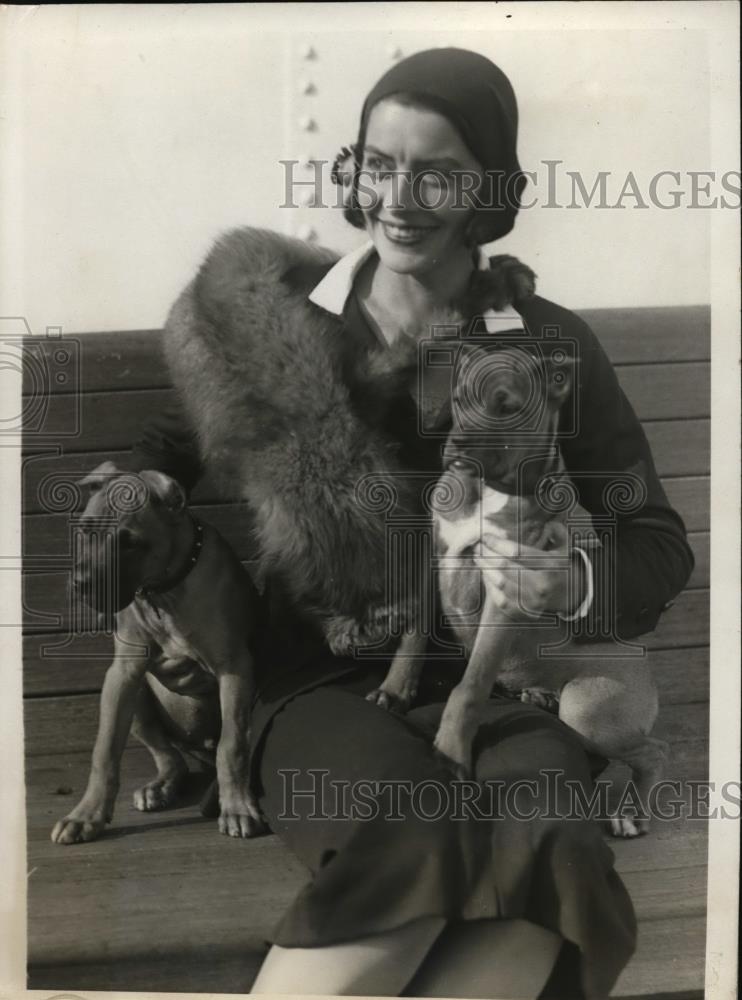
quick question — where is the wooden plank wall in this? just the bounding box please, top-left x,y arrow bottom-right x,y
22,304 -> 711,997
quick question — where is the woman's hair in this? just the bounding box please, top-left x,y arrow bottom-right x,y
333,49 -> 528,245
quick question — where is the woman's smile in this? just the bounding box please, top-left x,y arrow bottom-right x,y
377,218 -> 440,246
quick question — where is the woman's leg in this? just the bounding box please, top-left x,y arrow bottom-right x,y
250,915 -> 445,995
405,918 -> 563,999
250,917 -> 560,998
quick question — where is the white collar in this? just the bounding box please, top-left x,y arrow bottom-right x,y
308,241 -> 525,334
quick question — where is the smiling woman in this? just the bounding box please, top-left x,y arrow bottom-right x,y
127,44 -> 694,1000
356,98 -> 483,322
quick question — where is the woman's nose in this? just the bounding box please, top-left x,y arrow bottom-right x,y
382,170 -> 415,212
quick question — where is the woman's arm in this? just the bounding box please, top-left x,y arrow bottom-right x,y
558,310 -> 695,640
127,394 -> 204,495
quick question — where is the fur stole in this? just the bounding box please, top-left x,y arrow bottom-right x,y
162,227 -> 535,652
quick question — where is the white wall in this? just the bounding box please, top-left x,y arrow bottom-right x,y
1,3 -> 720,334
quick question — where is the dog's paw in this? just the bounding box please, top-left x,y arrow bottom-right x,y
51,813 -> 107,845
608,815 -> 648,839
218,791 -> 268,839
520,687 -> 560,714
433,746 -> 471,782
433,730 -> 474,780
365,684 -> 416,715
133,773 -> 185,812
325,606 -> 404,656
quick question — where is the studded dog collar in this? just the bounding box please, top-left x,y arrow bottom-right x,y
135,514 -> 205,605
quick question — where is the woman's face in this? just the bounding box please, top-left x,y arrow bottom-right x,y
359,99 -> 483,276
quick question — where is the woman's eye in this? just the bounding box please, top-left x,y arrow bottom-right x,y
363,156 -> 391,175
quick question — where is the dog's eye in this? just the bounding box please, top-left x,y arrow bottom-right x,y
449,458 -> 476,473
118,529 -> 140,550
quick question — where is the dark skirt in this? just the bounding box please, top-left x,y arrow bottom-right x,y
250,650 -> 637,1000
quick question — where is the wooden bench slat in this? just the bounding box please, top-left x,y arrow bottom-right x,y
687,532 -> 708,590
20,565 -> 709,651
23,503 -> 256,559
620,865 -> 707,922
19,505 -> 710,590
20,307 -> 711,398
22,388 -> 173,452
21,360 -> 708,459
613,914 -> 706,996
20,539 -> 709,635
22,635 -> 709,704
27,749 -> 306,970
22,455 -> 710,532
662,477 -> 709,532
21,330 -> 168,396
645,420 -> 709,477
24,636 -> 112,696
644,590 -> 708,650
23,690 -> 708,762
577,305 -> 710,365
21,421 -> 710,517
618,363 -> 708,421
609,797 -> 708,875
20,557 -> 257,635
21,474 -> 709,537
650,647 -> 708,706
27,953 -> 267,996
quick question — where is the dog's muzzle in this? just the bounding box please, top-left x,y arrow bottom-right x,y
70,529 -> 140,615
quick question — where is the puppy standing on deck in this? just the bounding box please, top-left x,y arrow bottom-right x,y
51,461 -> 265,844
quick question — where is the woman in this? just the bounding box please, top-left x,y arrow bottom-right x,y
130,48 -> 693,998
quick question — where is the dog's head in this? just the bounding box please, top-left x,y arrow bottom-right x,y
71,461 -> 187,613
444,344 -> 576,492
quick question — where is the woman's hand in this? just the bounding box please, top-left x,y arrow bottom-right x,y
473,527 -> 586,620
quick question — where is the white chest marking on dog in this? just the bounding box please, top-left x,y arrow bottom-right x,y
437,485 -> 511,558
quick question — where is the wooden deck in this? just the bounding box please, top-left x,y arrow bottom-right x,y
22,306 -> 710,996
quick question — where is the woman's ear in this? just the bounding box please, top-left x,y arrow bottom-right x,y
331,145 -> 359,210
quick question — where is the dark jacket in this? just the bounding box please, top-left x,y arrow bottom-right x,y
130,258 -> 694,644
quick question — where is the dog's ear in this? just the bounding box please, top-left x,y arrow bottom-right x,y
545,355 -> 577,403
78,461 -> 120,495
138,470 -> 187,517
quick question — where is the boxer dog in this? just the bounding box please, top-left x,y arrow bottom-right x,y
370,343 -> 668,837
51,461 -> 265,844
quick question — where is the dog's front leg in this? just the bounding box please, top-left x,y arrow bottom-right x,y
215,663 -> 266,839
434,593 -> 515,778
366,631 -> 428,713
51,638 -> 148,844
